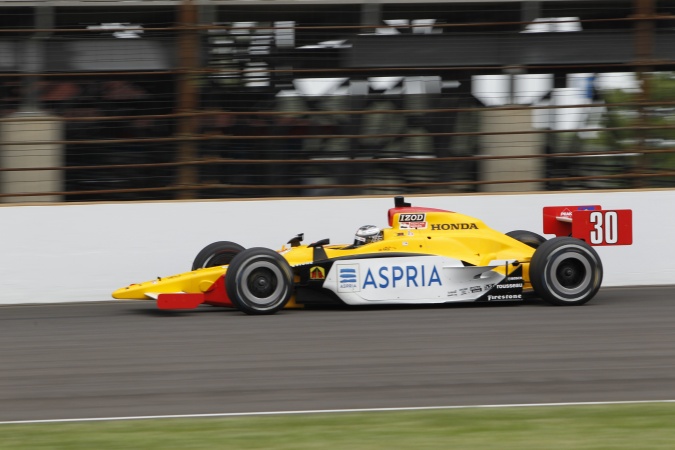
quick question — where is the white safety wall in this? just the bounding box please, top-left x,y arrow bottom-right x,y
0,190 -> 671,305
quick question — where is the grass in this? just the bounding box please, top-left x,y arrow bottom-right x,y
2,403 -> 675,449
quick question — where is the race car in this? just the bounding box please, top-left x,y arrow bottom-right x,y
112,196 -> 632,314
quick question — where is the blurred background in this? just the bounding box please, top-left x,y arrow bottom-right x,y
1,0 -> 674,203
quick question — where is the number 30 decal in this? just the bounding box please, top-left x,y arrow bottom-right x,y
574,209 -> 632,246
589,211 -> 618,245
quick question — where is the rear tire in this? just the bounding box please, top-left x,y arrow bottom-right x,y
529,237 -> 602,306
506,230 -> 547,249
225,248 -> 294,315
192,241 -> 245,270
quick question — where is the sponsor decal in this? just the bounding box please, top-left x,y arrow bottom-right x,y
399,213 -> 427,230
431,223 -> 478,231
487,294 -> 522,301
399,213 -> 426,222
338,265 -> 359,291
496,283 -> 523,289
450,285 -> 491,297
560,208 -> 573,219
578,205 -> 597,211
309,266 -> 325,280
481,266 -> 523,301
362,265 -> 442,289
400,222 -> 427,230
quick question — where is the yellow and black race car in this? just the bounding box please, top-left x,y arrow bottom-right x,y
113,196 -> 632,315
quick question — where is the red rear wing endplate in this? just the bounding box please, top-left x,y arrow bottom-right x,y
571,209 -> 633,245
543,205 -> 633,245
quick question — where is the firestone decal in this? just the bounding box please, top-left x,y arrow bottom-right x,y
480,266 -> 523,302
487,294 -> 522,301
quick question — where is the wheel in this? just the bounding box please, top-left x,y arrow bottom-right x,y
529,237 -> 603,306
225,247 -> 294,315
506,230 -> 547,249
192,241 -> 245,270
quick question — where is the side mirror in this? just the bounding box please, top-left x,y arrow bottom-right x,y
287,233 -> 304,247
309,238 -> 330,248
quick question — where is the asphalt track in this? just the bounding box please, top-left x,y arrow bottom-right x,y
1,286 -> 675,422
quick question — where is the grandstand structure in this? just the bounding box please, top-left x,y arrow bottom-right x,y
1,0 -> 674,202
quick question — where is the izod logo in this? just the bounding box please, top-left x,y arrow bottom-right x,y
399,213 -> 426,222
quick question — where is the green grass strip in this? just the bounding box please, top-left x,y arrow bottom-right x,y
2,403 -> 675,449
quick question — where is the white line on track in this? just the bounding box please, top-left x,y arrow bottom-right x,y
2,400 -> 675,425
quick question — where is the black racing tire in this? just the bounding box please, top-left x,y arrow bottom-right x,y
225,247 -> 294,315
192,241 -> 245,270
506,230 -> 547,249
529,237 -> 603,306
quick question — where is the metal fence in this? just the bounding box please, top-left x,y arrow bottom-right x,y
1,0 -> 675,203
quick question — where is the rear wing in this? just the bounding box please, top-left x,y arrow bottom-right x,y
543,205 -> 633,246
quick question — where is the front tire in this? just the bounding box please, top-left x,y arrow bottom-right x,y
225,248 -> 294,315
192,241 -> 245,270
529,237 -> 603,306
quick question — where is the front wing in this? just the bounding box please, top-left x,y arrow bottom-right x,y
112,266 -> 234,309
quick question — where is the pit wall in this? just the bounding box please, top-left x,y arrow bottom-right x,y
0,190 -> 669,305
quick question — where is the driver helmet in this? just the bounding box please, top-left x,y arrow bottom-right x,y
353,225 -> 382,247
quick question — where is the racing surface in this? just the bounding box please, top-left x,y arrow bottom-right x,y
1,286 -> 674,422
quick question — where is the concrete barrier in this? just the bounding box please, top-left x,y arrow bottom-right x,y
0,190 -> 669,305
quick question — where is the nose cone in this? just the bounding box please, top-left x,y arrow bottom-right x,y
112,280 -> 160,299
112,266 -> 229,300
